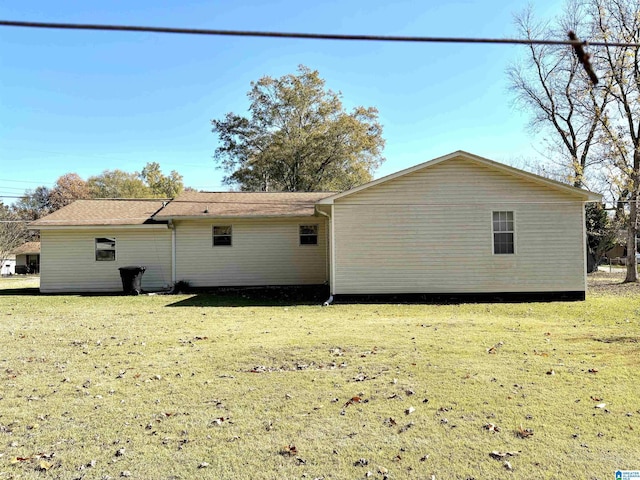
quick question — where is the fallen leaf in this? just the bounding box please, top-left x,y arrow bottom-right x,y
517,425 -> 534,438
588,368 -> 598,373
198,462 -> 209,468
483,423 -> 501,433
546,369 -> 555,375
38,460 -> 53,471
405,407 -> 415,415
344,396 -> 362,407
280,445 -> 298,456
504,460 -> 513,470
383,417 -> 397,427
398,422 -> 414,433
489,451 -> 520,460
595,403 -> 607,409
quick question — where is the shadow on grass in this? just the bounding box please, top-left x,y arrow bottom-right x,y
0,287 -> 41,296
166,285 -> 330,308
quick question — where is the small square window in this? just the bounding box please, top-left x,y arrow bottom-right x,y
213,226 -> 232,246
95,237 -> 116,261
492,211 -> 514,254
300,224 -> 318,245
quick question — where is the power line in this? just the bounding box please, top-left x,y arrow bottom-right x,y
1,19 -> 639,48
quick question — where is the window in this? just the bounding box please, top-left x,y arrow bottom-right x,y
492,211 -> 514,254
300,224 -> 319,245
213,226 -> 232,246
95,237 -> 116,261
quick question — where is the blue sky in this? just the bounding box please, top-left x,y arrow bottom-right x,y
1,0 -> 565,201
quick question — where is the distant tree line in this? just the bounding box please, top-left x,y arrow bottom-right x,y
0,163 -> 185,261
13,162 -> 185,221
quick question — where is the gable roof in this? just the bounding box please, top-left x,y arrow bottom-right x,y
29,199 -> 168,228
155,191 -> 334,219
317,151 -> 603,204
12,241 -> 40,255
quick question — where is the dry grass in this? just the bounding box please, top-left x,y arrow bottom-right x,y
0,275 -> 638,479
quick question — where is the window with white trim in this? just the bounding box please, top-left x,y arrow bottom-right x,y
213,225 -> 232,246
95,237 -> 116,261
299,224 -> 318,245
492,211 -> 514,254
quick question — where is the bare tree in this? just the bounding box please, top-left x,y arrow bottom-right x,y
0,203 -> 27,271
508,2 -> 614,273
588,0 -> 640,282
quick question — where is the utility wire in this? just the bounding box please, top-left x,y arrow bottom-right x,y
1,19 -> 639,48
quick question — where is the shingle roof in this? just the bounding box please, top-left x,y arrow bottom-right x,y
156,191 -> 334,218
12,241 -> 40,255
29,199 -> 168,227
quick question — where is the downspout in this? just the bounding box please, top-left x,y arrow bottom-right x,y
168,220 -> 176,286
316,207 -> 334,306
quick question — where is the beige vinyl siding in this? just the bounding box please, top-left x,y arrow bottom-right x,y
332,157 -> 587,294
40,228 -> 172,293
174,217 -> 327,286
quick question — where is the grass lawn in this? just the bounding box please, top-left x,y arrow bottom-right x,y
0,274 -> 639,479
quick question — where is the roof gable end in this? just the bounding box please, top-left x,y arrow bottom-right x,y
317,151 -> 602,204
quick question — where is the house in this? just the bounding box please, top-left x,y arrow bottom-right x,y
1,255 -> 16,276
12,242 -> 41,274
30,151 -> 602,300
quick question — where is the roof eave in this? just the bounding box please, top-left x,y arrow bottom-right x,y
31,223 -> 170,230
154,213 -> 320,221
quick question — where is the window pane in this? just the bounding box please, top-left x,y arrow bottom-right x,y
213,235 -> 232,246
494,233 -> 514,254
299,225 -> 318,236
213,226 -> 232,236
300,235 -> 318,245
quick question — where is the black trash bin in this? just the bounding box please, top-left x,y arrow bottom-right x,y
118,266 -> 146,295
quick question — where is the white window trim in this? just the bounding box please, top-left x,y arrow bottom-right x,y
491,211 -> 516,255
299,224 -> 319,246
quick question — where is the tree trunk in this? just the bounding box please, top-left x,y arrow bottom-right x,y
624,150 -> 640,282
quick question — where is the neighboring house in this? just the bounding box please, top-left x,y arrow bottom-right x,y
30,151 -> 602,299
1,255 -> 16,275
12,242 -> 41,274
604,229 -> 639,264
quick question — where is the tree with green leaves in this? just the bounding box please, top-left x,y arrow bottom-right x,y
13,186 -> 52,221
88,170 -> 151,199
585,202 -> 618,270
212,65 -> 385,192
140,162 -> 184,198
